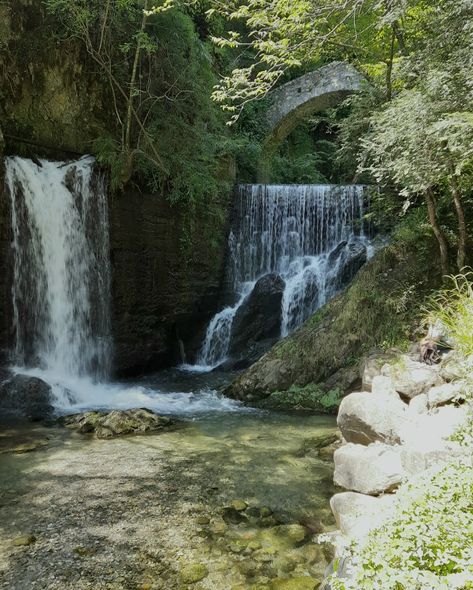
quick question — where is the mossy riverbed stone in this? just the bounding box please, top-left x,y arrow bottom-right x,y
270,576 -> 320,590
179,563 -> 209,584
12,534 -> 36,547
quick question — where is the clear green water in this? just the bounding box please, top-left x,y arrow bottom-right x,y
0,372 -> 337,589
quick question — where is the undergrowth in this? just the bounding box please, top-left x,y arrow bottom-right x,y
328,459 -> 473,590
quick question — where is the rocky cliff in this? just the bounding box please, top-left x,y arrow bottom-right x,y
0,0 -> 232,375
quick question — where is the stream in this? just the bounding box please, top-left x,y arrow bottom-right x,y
0,369 -> 337,590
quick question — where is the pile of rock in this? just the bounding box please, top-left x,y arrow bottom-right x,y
321,349 -> 471,588
61,408 -> 174,439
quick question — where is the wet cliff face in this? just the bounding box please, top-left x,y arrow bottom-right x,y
0,1 -> 232,376
0,139 -> 12,365
0,1 -> 111,156
110,190 -> 229,375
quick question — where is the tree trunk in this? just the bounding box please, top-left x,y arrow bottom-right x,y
385,28 -> 396,100
425,188 -> 449,277
450,173 -> 467,270
125,0 -> 148,153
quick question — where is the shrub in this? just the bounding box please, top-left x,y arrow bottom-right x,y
425,272 -> 473,356
329,459 -> 473,590
257,385 -> 343,412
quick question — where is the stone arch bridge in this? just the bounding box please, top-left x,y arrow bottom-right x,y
259,61 -> 366,181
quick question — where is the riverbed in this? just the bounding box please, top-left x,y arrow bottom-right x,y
0,370 -> 337,590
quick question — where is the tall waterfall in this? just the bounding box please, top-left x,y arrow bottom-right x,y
197,184 -> 370,368
5,156 -> 112,388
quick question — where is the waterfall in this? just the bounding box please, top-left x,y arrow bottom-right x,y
198,184 -> 369,368
5,156 -> 112,393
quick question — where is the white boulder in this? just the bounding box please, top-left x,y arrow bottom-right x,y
334,443 -> 405,495
407,393 -> 429,416
381,355 -> 441,399
401,404 -> 469,447
330,492 -> 395,539
427,382 -> 465,408
361,352 -> 399,391
337,391 -> 406,445
401,440 -> 467,476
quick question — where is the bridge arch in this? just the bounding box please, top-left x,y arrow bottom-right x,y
258,62 -> 366,182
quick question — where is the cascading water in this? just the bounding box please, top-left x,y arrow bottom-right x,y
198,184 -> 371,368
4,156 -> 244,415
5,156 -> 112,400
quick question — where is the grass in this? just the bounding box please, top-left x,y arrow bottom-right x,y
424,272 -> 473,356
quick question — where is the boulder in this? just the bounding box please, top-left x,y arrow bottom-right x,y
327,240 -> 367,292
337,391 -> 406,445
229,273 -> 285,356
360,351 -> 400,391
439,351 -> 466,382
407,393 -> 428,416
401,440 -> 467,476
381,355 -> 441,399
0,374 -> 54,420
371,375 -> 398,397
334,443 -> 404,495
401,405 -> 469,447
427,382 -> 465,408
61,408 -> 173,438
330,492 -> 395,539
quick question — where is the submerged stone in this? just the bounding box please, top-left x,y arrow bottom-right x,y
270,576 -> 320,590
12,534 -> 36,547
179,563 -> 209,584
223,506 -> 248,524
61,408 -> 174,438
230,499 -> 248,512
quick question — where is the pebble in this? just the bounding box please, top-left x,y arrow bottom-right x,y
12,534 -> 36,547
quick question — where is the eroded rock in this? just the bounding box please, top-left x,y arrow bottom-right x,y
334,443 -> 404,495
337,391 -> 406,445
61,408 -> 173,438
229,273 -> 285,356
381,355 -> 441,398
0,374 -> 54,420
330,492 -> 395,539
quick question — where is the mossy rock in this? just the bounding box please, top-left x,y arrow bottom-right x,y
12,534 -> 36,547
270,576 -> 320,590
296,432 -> 340,457
179,563 -> 209,584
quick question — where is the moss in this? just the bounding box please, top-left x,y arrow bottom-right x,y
256,385 -> 343,413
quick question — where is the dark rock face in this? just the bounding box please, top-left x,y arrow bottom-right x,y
0,374 -> 54,420
229,273 -> 285,356
110,190 -> 229,375
327,240 -> 367,293
61,408 -> 174,439
0,135 -> 12,365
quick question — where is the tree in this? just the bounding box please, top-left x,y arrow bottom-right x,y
46,0 -> 180,185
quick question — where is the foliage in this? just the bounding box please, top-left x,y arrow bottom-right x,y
425,273 -> 473,357
257,384 -> 343,412
45,0 -> 236,205
328,459 -> 473,590
208,0 -> 420,121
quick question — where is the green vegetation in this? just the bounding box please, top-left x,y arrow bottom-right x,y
425,273 -> 473,357
329,458 -> 473,590
257,385 -> 343,413
44,0 -> 236,205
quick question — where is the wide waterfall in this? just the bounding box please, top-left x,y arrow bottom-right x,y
197,184 -> 370,368
5,156 -> 112,400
